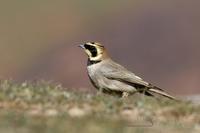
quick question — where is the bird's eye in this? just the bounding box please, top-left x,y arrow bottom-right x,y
91,42 -> 95,44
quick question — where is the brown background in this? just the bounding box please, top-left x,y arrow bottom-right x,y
0,0 -> 199,95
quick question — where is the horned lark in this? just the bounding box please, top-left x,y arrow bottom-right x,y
79,42 -> 176,100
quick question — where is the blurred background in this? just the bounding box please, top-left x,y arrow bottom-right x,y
0,0 -> 199,95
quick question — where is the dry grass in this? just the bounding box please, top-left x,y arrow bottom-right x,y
0,80 -> 199,133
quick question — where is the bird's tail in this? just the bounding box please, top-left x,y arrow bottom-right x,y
147,86 -> 178,100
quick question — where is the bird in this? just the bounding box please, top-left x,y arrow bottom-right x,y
79,42 -> 176,100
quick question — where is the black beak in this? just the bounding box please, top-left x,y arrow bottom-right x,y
78,44 -> 85,49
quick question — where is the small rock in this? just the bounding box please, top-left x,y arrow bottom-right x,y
120,108 -> 140,121
45,109 -> 58,116
68,107 -> 86,117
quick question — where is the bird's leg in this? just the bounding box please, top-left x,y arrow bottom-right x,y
141,87 -> 148,102
97,88 -> 103,95
142,88 -> 145,95
122,92 -> 129,98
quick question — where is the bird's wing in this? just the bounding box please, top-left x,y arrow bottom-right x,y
100,60 -> 178,100
100,60 -> 149,87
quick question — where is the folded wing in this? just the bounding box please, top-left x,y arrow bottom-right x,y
100,60 -> 177,100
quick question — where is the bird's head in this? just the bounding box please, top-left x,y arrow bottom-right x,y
79,42 -> 109,61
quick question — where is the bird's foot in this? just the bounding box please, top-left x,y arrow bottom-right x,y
122,92 -> 129,98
